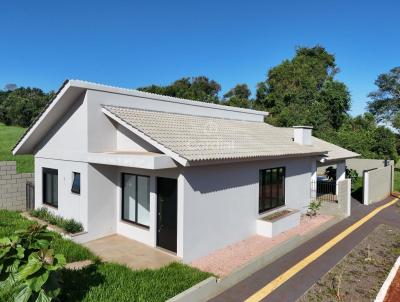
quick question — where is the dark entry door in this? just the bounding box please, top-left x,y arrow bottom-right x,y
157,177 -> 177,253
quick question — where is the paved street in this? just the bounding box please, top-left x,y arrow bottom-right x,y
210,197 -> 400,302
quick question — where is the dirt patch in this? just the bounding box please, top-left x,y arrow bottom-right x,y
262,209 -> 293,221
298,224 -> 400,302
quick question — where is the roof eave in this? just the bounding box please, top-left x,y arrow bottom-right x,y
185,151 -> 329,166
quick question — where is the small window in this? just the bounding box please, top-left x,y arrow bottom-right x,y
71,172 -> 81,194
43,168 -> 58,207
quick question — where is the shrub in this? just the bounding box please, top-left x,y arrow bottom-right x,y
0,224 -> 66,301
346,168 -> 359,185
30,207 -> 83,234
63,219 -> 84,234
307,200 -> 322,217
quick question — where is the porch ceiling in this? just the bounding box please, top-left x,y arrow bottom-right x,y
87,151 -> 178,169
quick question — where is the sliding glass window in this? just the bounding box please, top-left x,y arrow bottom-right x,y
259,167 -> 285,214
43,168 -> 58,208
122,173 -> 150,228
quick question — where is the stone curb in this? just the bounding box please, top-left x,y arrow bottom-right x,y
375,256 -> 400,302
168,215 -> 344,302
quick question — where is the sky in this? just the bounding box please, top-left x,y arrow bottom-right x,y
1,0 -> 399,116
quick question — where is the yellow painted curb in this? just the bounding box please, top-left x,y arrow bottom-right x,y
245,197 -> 399,302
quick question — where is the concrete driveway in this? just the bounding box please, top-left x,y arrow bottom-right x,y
83,234 -> 179,270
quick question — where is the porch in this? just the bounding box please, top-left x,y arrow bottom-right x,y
83,234 -> 179,270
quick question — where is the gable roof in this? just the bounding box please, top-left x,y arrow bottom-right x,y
12,79 -> 269,155
102,105 -> 329,165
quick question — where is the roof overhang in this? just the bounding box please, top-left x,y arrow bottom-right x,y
88,151 -> 178,169
318,153 -> 361,164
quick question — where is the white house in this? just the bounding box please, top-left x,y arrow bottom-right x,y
13,80 -> 358,262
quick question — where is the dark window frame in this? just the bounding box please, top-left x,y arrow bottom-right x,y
71,172 -> 81,194
121,173 -> 150,229
42,168 -> 58,208
259,167 -> 286,214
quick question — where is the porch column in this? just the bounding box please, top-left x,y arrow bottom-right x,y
336,161 -> 346,194
311,160 -> 317,200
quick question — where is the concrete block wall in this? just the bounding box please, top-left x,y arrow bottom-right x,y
0,161 -> 34,210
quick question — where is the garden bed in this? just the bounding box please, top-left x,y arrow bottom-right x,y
298,224 -> 400,302
257,209 -> 300,237
262,209 -> 293,221
29,207 -> 84,233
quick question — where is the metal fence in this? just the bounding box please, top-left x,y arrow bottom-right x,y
311,180 -> 337,203
26,181 -> 35,210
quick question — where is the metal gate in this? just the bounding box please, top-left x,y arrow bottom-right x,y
311,180 -> 337,203
26,181 -> 35,210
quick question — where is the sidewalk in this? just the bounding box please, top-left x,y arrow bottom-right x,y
210,197 -> 400,302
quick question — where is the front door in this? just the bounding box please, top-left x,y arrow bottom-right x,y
157,177 -> 177,253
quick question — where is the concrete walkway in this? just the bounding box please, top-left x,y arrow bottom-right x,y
209,197 -> 400,302
83,234 -> 179,270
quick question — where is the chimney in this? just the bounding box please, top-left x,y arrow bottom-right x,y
293,126 -> 313,145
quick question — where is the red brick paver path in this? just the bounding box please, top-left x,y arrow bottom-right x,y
384,269 -> 400,302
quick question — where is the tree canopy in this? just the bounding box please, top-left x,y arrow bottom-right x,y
254,46 -> 350,133
137,76 -> 221,104
317,113 -> 398,161
0,87 -> 54,127
367,67 -> 400,130
222,84 -> 252,108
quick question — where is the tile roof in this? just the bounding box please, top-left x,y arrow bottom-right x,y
312,137 -> 359,162
102,105 -> 329,163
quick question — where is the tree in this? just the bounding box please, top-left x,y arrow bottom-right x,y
138,76 -> 221,103
0,87 -> 54,127
254,46 -> 350,131
367,67 -> 400,129
222,84 -> 251,108
317,113 -> 398,161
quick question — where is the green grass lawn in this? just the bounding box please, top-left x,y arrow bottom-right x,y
0,123 -> 33,173
60,262 -> 211,302
0,210 -> 211,301
0,210 -> 96,262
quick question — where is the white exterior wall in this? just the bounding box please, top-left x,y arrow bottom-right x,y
35,93 -> 88,161
116,124 -> 159,152
34,157 -> 89,230
181,157 -> 315,262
